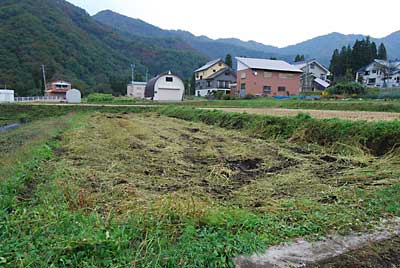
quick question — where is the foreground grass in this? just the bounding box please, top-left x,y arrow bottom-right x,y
1,111 -> 399,267
182,98 -> 400,113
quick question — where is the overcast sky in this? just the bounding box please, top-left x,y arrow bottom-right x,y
68,0 -> 400,48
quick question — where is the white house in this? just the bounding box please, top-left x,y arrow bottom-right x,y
66,89 -> 81,103
145,71 -> 185,101
356,60 -> 400,88
293,59 -> 331,91
127,81 -> 147,98
0,90 -> 15,103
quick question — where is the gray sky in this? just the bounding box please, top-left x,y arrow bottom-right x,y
68,0 -> 400,48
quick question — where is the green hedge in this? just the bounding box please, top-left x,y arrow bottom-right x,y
160,106 -> 400,156
87,93 -> 114,103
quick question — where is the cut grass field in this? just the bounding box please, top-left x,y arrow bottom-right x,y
1,109 -> 399,267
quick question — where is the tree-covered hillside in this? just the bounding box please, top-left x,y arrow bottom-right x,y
0,0 -> 207,96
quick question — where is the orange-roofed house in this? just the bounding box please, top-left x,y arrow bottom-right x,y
45,80 -> 72,98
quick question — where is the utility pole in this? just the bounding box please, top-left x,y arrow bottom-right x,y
41,65 -> 47,93
145,68 -> 149,82
131,64 -> 135,83
305,60 -> 310,92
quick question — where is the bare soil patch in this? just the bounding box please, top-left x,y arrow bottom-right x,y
207,108 -> 400,121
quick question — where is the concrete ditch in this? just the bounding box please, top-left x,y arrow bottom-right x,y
235,219 -> 400,268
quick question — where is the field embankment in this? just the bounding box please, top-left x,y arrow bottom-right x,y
205,107 -> 400,121
160,106 -> 400,156
183,98 -> 400,113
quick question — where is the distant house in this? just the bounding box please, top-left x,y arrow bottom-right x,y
127,81 -> 147,98
356,59 -> 400,88
194,59 -> 236,96
45,80 -> 72,98
145,71 -> 185,101
293,59 -> 331,91
234,57 -> 302,97
0,90 -> 14,103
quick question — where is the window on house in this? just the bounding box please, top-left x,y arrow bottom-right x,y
225,81 -> 230,88
310,63 -> 315,69
200,75 -> 203,80
279,73 -> 294,79
240,83 -> 246,90
207,81 -> 211,87
320,74 -> 326,80
263,86 -> 271,93
213,69 -> 216,73
166,77 -> 173,82
365,71 -> 370,75
368,78 -> 376,84
264,72 -> 272,78
278,86 -> 286,92
196,73 -> 199,78
372,70 -> 377,74
241,73 -> 246,79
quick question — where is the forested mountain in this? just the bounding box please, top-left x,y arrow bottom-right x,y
94,10 -> 400,66
0,0 -> 207,96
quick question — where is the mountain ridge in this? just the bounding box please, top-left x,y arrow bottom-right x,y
93,10 -> 400,65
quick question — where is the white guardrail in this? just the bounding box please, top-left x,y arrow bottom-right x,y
14,96 -> 64,102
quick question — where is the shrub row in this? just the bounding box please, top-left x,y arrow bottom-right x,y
160,106 -> 400,156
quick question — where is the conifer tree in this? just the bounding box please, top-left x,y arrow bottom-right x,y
377,43 -> 388,60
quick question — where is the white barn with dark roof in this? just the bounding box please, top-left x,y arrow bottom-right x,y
145,71 -> 185,101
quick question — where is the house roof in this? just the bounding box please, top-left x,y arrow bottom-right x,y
314,78 -> 330,88
206,67 -> 237,80
236,57 -> 302,73
194,58 -> 224,72
48,80 -> 71,85
293,59 -> 330,74
145,71 -> 183,98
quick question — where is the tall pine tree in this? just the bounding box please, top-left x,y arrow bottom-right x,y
225,54 -> 233,68
377,43 -> 388,60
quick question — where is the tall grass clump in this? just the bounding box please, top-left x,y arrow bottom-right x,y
160,106 -> 400,155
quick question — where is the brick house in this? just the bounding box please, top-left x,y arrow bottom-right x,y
45,80 -> 72,98
234,57 -> 302,97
